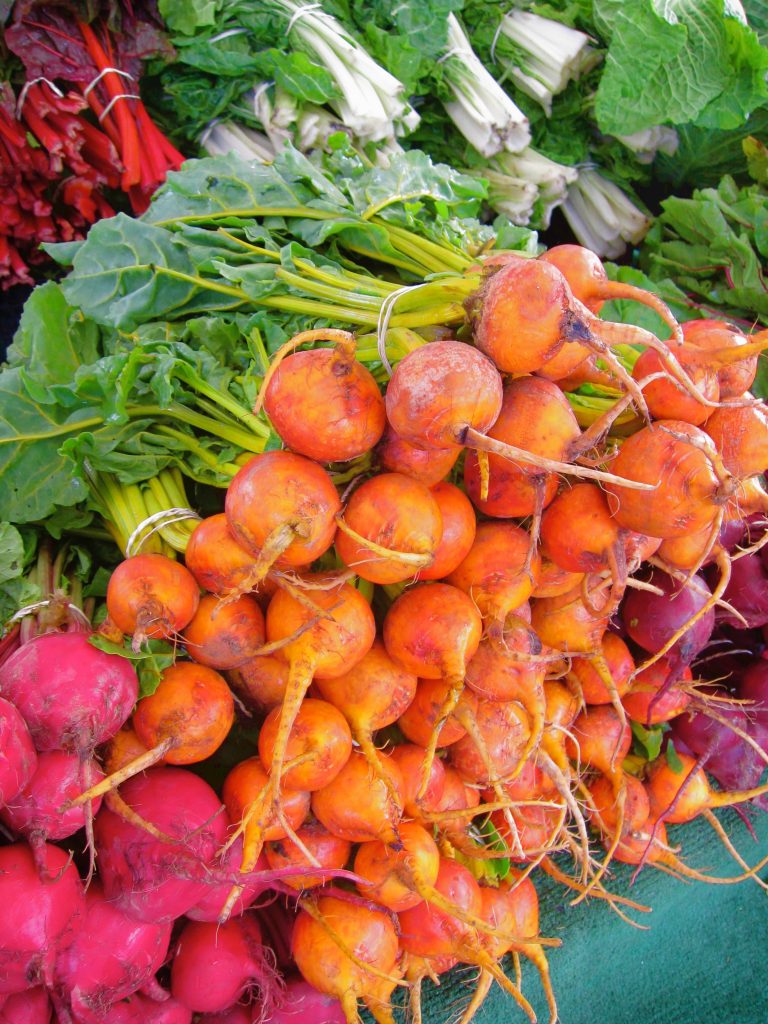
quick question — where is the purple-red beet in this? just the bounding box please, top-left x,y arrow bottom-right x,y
94,767 -> 228,923
0,632 -> 138,755
0,843 -> 85,996
0,697 -> 37,805
715,553 -> 768,629
621,569 -> 715,671
53,880 -> 172,1022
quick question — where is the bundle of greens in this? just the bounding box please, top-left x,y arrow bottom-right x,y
142,0 -> 768,253
0,143 -> 533,543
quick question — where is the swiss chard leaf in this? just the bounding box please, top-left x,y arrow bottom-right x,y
6,282 -> 102,384
57,214 -> 246,331
0,366 -> 95,523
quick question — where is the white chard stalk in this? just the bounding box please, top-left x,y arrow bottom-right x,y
469,147 -> 578,227
200,121 -> 276,163
494,10 -> 600,115
440,14 -> 530,157
561,168 -> 651,259
615,126 -> 680,164
266,0 -> 418,143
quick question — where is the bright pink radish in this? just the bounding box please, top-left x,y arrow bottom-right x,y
90,993 -> 192,1024
258,329 -> 386,463
0,988 -> 51,1023
264,977 -> 346,1024
53,880 -> 172,1021
94,767 -> 228,922
0,697 -> 37,804
0,631 -> 138,755
171,917 -> 276,1015
196,1008 -> 252,1024
0,843 -> 84,996
0,750 -> 104,842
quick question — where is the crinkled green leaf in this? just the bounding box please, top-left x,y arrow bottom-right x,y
146,150 -> 348,226
0,367 -> 94,523
631,720 -> 666,762
7,282 -> 101,389
594,0 -> 768,136
57,214 -> 246,331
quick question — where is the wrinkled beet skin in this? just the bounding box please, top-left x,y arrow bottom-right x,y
0,844 -> 85,996
0,697 -> 37,805
94,767 -> 228,923
0,632 -> 138,754
54,880 -> 172,1021
86,993 -> 192,1024
1,751 -> 104,841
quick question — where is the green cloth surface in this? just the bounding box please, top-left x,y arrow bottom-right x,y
418,811 -> 768,1024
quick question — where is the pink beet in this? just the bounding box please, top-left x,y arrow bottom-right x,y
1,751 -> 104,842
0,697 -> 37,805
54,880 -> 172,1022
265,978 -> 346,1024
0,632 -> 138,755
0,843 -> 84,996
186,837 -> 269,923
170,916 -> 277,1014
94,767 -> 228,923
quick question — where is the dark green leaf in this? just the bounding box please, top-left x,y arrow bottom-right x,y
7,283 -> 101,383
58,214 -> 245,331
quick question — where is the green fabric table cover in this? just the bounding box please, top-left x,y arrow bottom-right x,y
418,810 -> 768,1024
